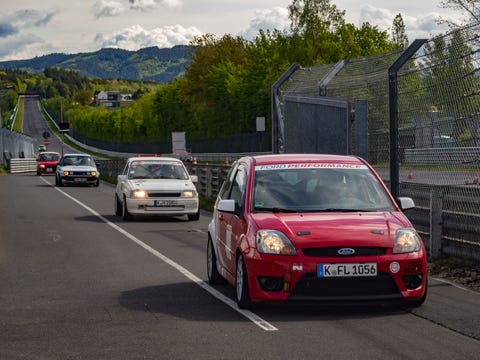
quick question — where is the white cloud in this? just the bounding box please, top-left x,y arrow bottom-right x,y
95,24 -> 202,50
93,0 -> 125,18
240,7 -> 290,40
358,4 -> 452,41
0,33 -> 53,60
129,0 -> 182,11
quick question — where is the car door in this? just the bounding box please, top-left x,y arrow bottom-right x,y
217,163 -> 248,277
116,161 -> 130,199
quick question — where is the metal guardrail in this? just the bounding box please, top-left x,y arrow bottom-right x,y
9,158 -> 37,173
404,147 -> 480,165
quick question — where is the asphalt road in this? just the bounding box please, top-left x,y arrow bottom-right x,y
22,97 -> 76,155
0,97 -> 479,359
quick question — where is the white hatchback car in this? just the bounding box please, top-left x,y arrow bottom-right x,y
115,156 -> 200,221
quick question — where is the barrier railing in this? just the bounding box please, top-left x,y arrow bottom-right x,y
9,158 -> 37,173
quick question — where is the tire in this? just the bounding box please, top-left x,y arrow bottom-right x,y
114,194 -> 122,216
122,196 -> 133,221
188,210 -> 200,221
94,179 -> 100,187
235,254 -> 252,309
207,237 -> 225,285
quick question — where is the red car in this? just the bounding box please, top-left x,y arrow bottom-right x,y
36,151 -> 61,176
207,154 -> 427,309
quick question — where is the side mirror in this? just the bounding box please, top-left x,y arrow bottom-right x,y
117,174 -> 127,182
217,199 -> 236,213
190,175 -> 198,183
397,197 -> 415,211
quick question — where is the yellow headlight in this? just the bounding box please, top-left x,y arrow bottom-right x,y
183,190 -> 195,198
63,171 -> 69,176
133,190 -> 146,198
91,171 -> 97,176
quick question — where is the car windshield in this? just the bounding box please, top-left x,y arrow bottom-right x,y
252,164 -> 396,212
39,153 -> 60,161
128,161 -> 189,180
62,156 -> 94,166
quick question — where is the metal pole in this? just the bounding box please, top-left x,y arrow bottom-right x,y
388,39 -> 426,199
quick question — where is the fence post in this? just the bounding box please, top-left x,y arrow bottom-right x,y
429,188 -> 443,259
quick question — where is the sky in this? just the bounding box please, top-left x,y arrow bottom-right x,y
0,0 -> 464,61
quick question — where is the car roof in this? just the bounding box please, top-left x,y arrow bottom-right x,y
245,154 -> 365,166
127,156 -> 182,163
40,151 -> 60,155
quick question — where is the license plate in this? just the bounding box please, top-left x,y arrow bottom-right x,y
154,199 -> 177,206
74,178 -> 87,182
46,168 -> 53,172
318,263 -> 377,277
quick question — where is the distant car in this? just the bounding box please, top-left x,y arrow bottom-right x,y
207,154 -> 427,309
36,151 -> 60,176
38,144 -> 47,152
55,153 -> 100,187
115,156 -> 199,221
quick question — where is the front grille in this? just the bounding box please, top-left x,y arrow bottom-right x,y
71,171 -> 93,176
290,272 -> 400,299
147,192 -> 181,198
302,247 -> 387,257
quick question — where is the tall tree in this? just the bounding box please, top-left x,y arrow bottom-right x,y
288,0 -> 346,62
391,14 -> 409,48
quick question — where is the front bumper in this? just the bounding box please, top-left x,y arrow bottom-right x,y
37,165 -> 57,175
60,175 -> 99,185
126,197 -> 199,216
244,250 -> 427,304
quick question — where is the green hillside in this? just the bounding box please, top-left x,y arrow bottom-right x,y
0,45 -> 194,83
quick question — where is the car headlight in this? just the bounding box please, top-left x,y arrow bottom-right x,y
63,171 -> 69,176
39,164 -> 45,169
393,228 -> 421,254
132,190 -> 147,198
91,171 -> 97,177
183,190 -> 196,198
256,229 -> 297,255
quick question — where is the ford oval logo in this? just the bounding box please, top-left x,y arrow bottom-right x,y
338,248 -> 355,256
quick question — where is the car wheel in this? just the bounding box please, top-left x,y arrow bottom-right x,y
235,254 -> 252,309
207,236 -> 225,285
188,210 -> 200,221
95,179 -> 100,187
37,172 -> 41,176
114,194 -> 122,216
122,195 -> 133,221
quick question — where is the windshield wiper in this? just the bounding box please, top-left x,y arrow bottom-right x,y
254,207 -> 299,213
317,208 -> 364,212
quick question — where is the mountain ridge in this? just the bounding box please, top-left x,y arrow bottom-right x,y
0,45 -> 194,83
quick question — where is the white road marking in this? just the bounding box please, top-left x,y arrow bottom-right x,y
44,178 -> 278,331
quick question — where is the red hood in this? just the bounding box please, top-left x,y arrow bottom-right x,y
250,211 -> 412,248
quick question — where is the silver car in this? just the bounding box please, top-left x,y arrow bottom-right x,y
55,153 -> 100,187
115,156 -> 199,221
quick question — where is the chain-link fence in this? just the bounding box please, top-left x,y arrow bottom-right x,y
277,23 -> 480,261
